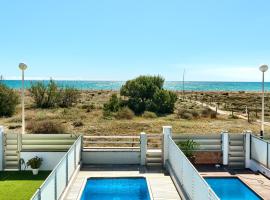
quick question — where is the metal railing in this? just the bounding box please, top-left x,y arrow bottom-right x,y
83,135 -> 140,149
167,136 -> 219,200
31,136 -> 82,200
250,134 -> 270,168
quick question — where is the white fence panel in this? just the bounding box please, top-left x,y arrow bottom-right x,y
40,174 -> 55,200
67,146 -> 75,180
251,136 -> 268,166
30,136 -> 82,200
56,159 -> 67,199
167,137 -> 219,200
268,143 -> 270,168
76,140 -> 81,165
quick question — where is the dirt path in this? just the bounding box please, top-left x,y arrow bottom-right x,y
194,100 -> 270,127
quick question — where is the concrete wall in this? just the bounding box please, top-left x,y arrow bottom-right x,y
20,151 -> 66,170
82,150 -> 140,165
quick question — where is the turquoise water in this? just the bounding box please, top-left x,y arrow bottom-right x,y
205,177 -> 261,200
1,80 -> 269,91
80,177 -> 151,200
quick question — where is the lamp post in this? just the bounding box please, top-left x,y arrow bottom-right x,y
259,64 -> 268,138
19,63 -> 27,134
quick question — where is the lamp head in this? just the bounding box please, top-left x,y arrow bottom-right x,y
19,63 -> 27,71
259,64 -> 268,73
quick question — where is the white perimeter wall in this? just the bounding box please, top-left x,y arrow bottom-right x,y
20,152 -> 66,170
82,151 -> 140,164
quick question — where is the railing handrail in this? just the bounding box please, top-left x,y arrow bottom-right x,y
251,134 -> 270,144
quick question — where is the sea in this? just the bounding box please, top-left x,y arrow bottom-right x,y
1,80 -> 269,92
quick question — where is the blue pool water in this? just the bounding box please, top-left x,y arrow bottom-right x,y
205,177 -> 261,200
80,177 -> 151,200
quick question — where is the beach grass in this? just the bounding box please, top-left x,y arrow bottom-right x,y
1,90 -> 270,136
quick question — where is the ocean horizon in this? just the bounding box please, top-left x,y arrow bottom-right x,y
1,80 -> 269,92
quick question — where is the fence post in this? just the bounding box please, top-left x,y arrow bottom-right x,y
54,170 -> 57,200
66,155 -> 69,185
140,132 -> 147,166
163,126 -> 172,167
245,131 -> 252,169
221,130 -> 229,165
0,126 -> 3,171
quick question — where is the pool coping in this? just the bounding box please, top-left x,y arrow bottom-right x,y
203,175 -> 264,200
76,176 -> 154,200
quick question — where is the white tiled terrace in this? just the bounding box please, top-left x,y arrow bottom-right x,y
64,165 -> 182,200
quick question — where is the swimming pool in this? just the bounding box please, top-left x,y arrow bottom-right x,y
80,177 -> 151,200
205,177 -> 262,200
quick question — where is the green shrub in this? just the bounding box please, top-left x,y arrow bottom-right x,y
58,87 -> 79,108
103,94 -> 121,113
142,111 -> 157,118
72,120 -> 84,127
29,80 -> 59,108
30,80 -> 79,108
0,84 -> 19,117
190,110 -> 199,118
201,108 -> 212,117
26,120 -> 66,134
115,107 -> 135,120
120,75 -> 176,114
181,112 -> 193,120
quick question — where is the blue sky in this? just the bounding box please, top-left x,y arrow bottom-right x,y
1,0 -> 270,81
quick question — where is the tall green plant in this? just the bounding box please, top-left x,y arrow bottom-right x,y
177,139 -> 199,158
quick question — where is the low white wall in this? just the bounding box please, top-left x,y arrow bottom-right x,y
20,151 -> 66,170
82,150 -> 140,164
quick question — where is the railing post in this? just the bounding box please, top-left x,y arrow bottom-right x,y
0,126 -> 4,171
74,144 -> 77,168
245,131 -> 252,169
163,126 -> 172,167
140,132 -> 147,166
54,170 -> 57,200
66,155 -> 69,185
38,188 -> 41,200
221,130 -> 229,165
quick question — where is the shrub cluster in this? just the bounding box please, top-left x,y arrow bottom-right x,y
120,76 -> 177,114
115,107 -> 135,120
102,76 -> 177,118
142,111 -> 157,119
177,107 -> 217,120
29,80 -> 79,108
0,84 -> 19,117
26,120 -> 66,134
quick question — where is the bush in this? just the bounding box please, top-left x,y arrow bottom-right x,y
30,80 -> 79,108
142,111 -> 157,118
115,107 -> 135,120
26,120 -> 66,134
103,94 -> 121,113
120,75 -> 176,114
58,87 -> 79,108
201,108 -> 212,117
30,80 -> 59,108
181,112 -> 193,120
0,84 -> 19,117
190,110 -> 199,118
72,120 -> 84,127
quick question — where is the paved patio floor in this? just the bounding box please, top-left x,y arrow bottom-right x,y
64,165 -> 181,200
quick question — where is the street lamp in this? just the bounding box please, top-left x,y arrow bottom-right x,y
259,64 -> 268,138
19,63 -> 27,134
